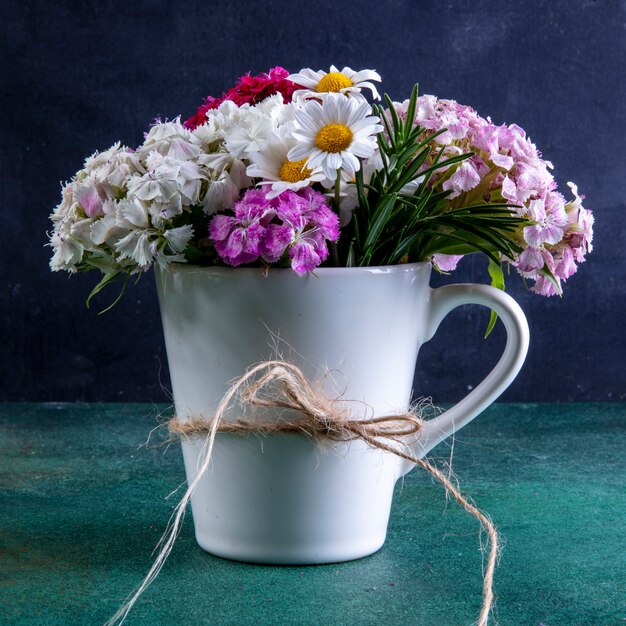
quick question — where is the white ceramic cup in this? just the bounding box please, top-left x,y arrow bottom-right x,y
156,262 -> 529,564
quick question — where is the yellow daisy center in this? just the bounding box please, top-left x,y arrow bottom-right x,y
279,158 -> 312,183
316,72 -> 353,93
315,123 -> 353,153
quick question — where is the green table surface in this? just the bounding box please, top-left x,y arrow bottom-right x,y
1,403 -> 624,626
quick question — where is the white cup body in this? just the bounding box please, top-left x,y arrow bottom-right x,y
157,262 -> 530,563
156,263 -> 434,564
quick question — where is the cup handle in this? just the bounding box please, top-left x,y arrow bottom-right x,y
413,283 -> 530,458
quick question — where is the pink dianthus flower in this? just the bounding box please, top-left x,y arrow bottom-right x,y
264,188 -> 340,274
209,190 -> 273,266
395,96 -> 594,295
209,187 -> 339,274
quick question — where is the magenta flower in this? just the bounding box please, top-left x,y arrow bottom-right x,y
184,67 -> 298,130
209,187 -> 339,274
209,190 -> 273,266
262,223 -> 295,263
265,188 -> 339,274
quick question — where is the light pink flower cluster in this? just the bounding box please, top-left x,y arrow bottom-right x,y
397,96 -> 594,295
209,188 -> 340,274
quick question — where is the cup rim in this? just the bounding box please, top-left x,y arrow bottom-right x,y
157,261 -> 433,277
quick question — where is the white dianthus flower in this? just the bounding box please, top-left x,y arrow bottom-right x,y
139,117 -> 202,161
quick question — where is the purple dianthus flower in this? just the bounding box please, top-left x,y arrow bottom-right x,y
263,188 -> 339,274
209,189 -> 273,266
209,187 -> 339,274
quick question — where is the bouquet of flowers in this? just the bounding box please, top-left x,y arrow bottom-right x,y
48,65 -> 593,309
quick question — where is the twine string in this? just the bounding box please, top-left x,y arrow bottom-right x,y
107,360 -> 498,626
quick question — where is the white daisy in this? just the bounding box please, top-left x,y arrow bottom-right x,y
288,93 -> 382,180
247,135 -> 325,198
289,65 -> 381,100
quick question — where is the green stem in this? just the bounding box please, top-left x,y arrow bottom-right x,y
334,168 -> 342,213
330,168 -> 342,266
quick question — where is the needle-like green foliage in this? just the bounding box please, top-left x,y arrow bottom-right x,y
341,85 -> 529,269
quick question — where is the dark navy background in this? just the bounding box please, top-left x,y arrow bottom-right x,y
2,0 -> 624,402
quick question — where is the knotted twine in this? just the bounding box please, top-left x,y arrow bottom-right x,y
107,360 -> 499,626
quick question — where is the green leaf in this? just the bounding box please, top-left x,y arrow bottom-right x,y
362,192 -> 398,254
384,93 -> 403,137
417,229 -> 503,264
426,217 -> 520,260
346,98 -> 529,275
538,265 -> 563,296
184,245 -> 205,264
375,134 -> 390,172
413,128 -> 447,152
375,104 -> 396,151
395,143 -> 422,171
85,271 -> 130,315
354,167 -> 369,216
402,84 -> 419,141
346,239 -> 356,267
389,146 -> 431,194
417,152 -> 473,183
85,272 -> 120,309
351,211 -> 362,251
485,257 -> 505,338
387,230 -> 425,263
97,276 -> 130,316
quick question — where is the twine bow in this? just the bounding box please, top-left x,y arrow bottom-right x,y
168,360 -> 423,441
107,360 -> 498,626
